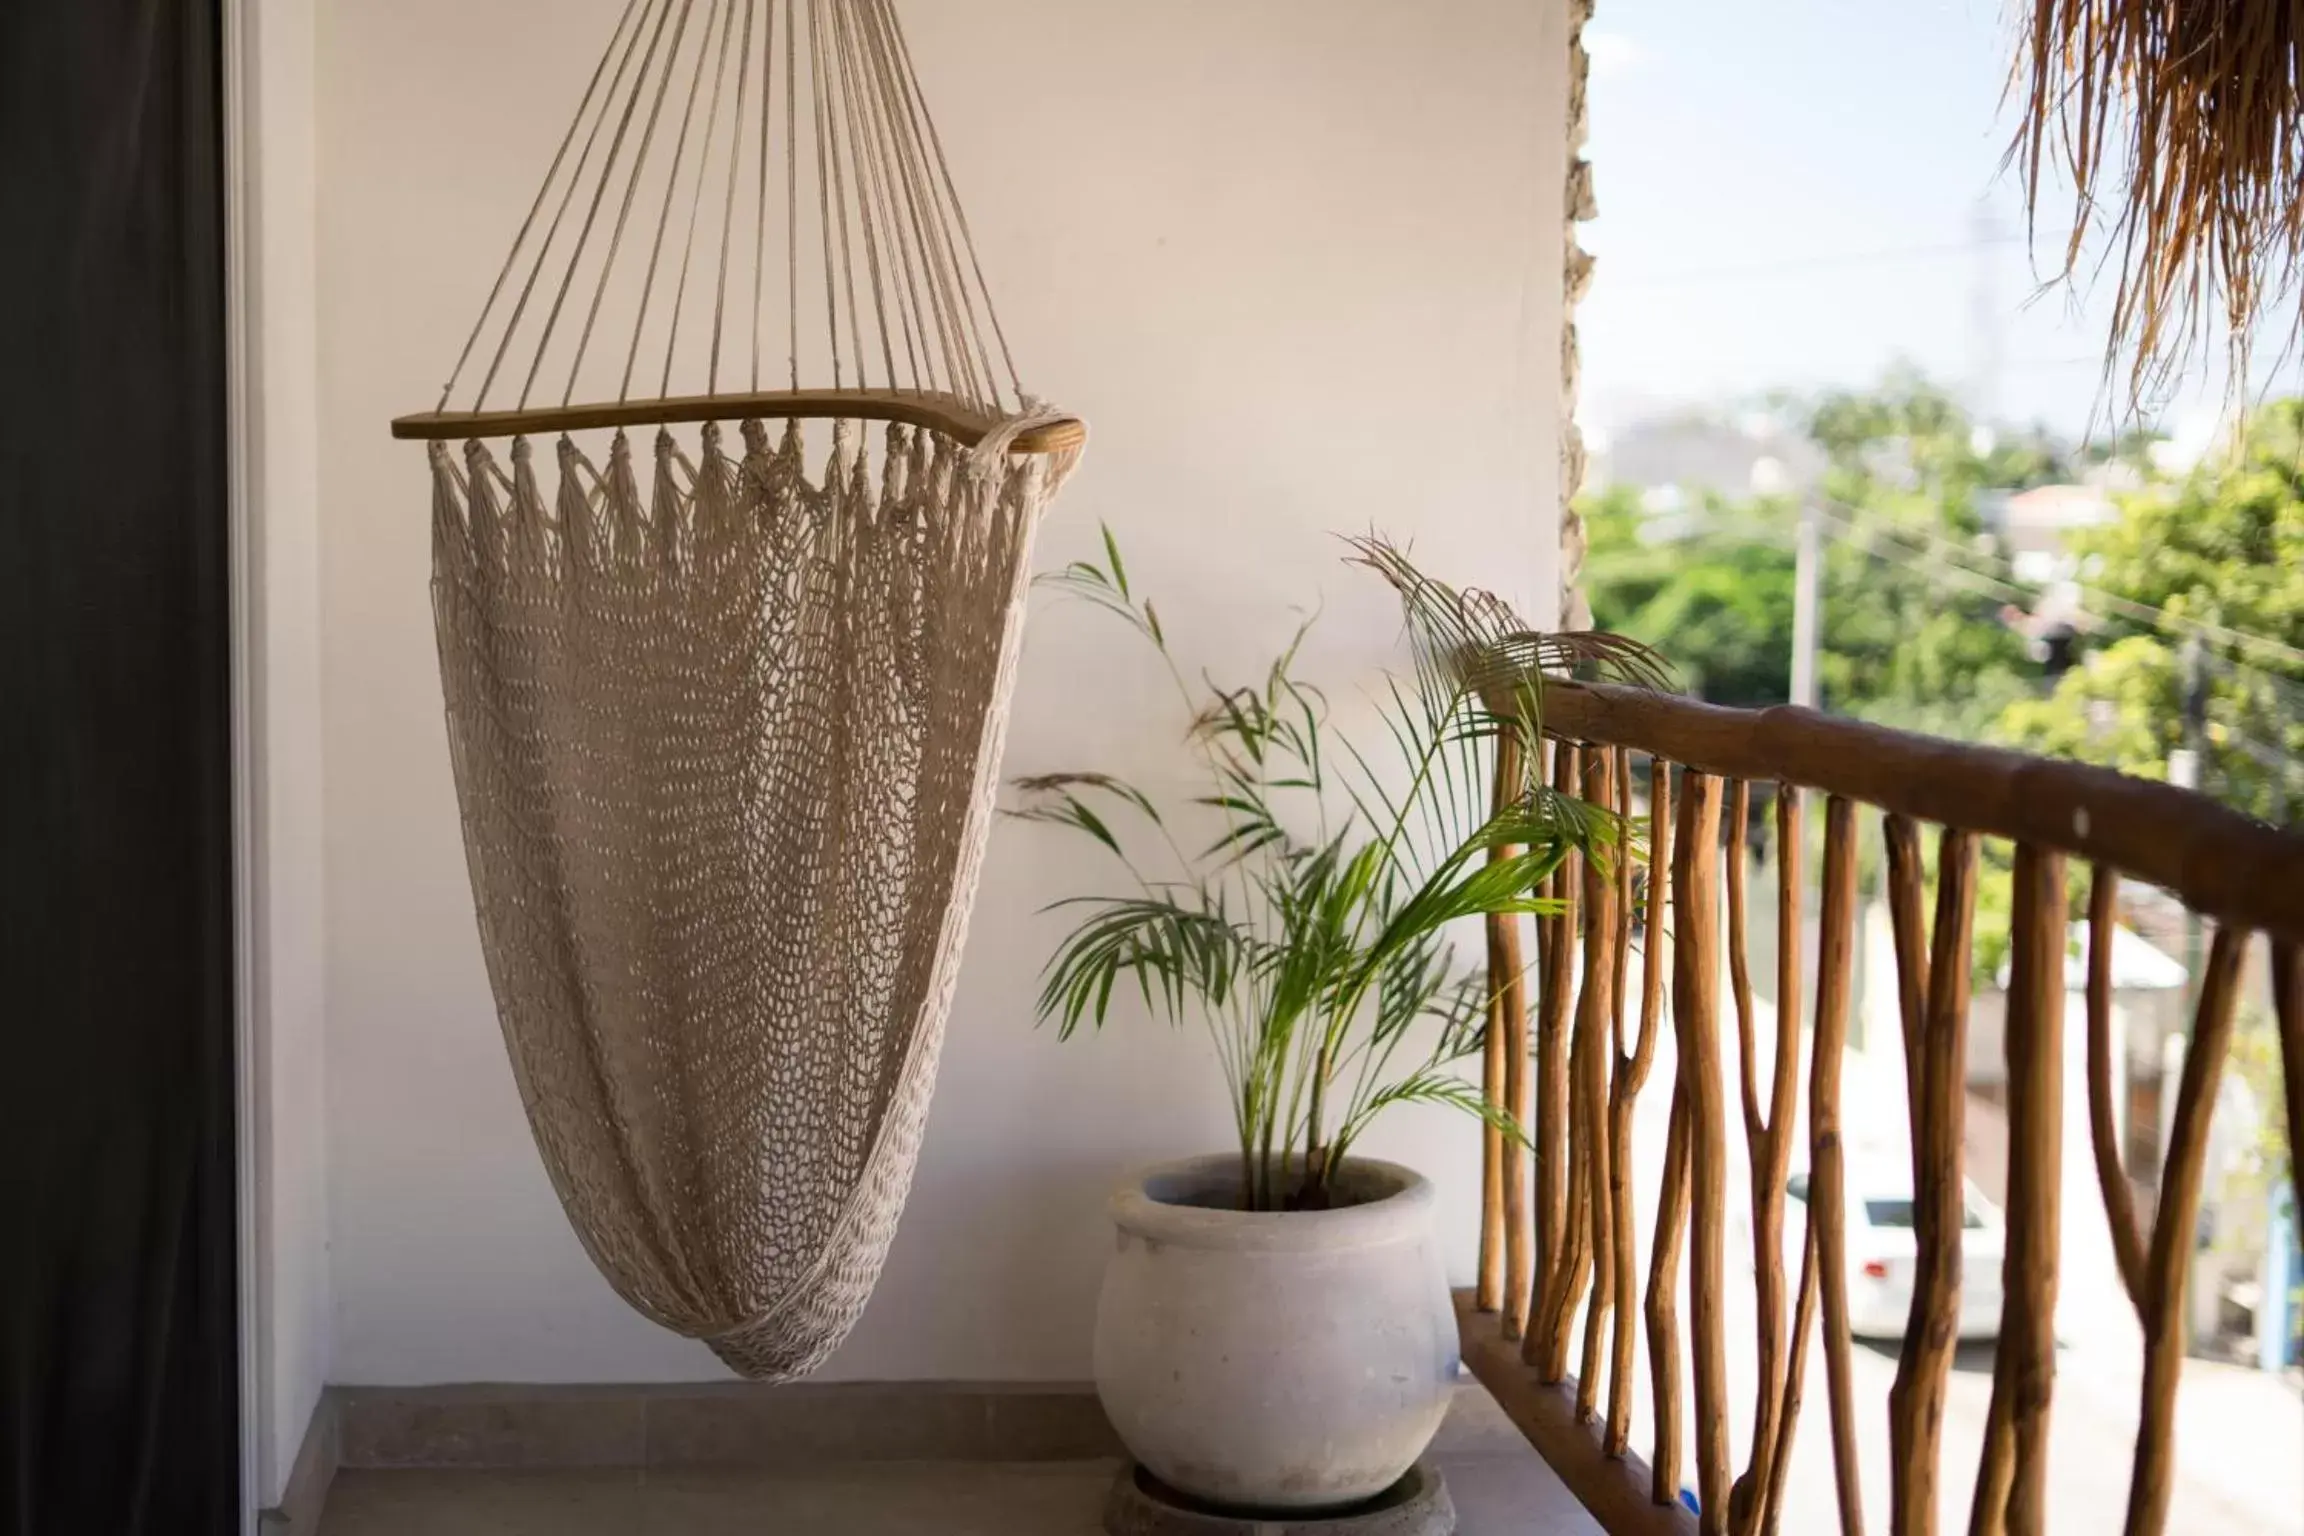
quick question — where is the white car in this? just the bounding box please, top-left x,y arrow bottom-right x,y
1784,1166 -> 2006,1342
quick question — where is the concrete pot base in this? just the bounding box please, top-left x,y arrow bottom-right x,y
1102,1461 -> 1456,1536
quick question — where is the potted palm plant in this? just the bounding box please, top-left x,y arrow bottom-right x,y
1014,534 -> 1662,1515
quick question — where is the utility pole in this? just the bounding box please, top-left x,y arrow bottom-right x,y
1791,500 -> 1821,710
2171,636 -> 2210,1007
1968,200 -> 2008,427
2169,636 -> 2212,1354
1788,501 -> 1824,1033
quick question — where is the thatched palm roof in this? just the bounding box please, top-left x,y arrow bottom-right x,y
2015,1 -> 2304,398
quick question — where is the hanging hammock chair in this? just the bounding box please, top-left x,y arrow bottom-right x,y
394,0 -> 1082,1379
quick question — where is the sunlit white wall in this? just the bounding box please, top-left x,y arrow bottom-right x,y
315,0 -> 1571,1383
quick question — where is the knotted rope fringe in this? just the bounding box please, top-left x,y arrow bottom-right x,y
430,418 -> 1077,1377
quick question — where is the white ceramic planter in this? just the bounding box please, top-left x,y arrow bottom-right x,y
1092,1155 -> 1458,1513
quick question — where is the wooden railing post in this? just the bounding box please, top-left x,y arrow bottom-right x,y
2085,866 -> 2150,1312
1882,814 -> 1930,1150
1538,745 -> 1605,1380
1527,742 -> 1581,1355
2277,941 -> 2304,1297
1608,754 -> 1672,1458
2123,928 -> 2245,1536
1889,827 -> 1978,1536
1759,1221 -> 1821,1536
1811,796 -> 1866,1536
1575,747 -> 1623,1413
1479,735 -> 1525,1316
1497,734 -> 1535,1340
1728,784 -> 1804,1536
1673,770 -> 1731,1534
1971,844 -> 2066,1536
1647,1079 -> 1691,1509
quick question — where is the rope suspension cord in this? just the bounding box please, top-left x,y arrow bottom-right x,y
404,0 -> 1082,1380
399,0 -> 1079,453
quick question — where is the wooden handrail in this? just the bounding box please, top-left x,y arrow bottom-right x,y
1532,681 -> 2304,942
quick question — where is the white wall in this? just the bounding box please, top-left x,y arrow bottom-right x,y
234,0 -> 333,1499
316,0 -> 1570,1384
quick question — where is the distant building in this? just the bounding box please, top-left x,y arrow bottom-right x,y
1586,410 -> 1825,500
1982,482 -> 2118,584
1981,481 -> 2128,669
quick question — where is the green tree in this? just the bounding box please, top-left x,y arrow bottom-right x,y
1584,484 -> 1795,709
1584,369 -> 2070,978
1997,400 -> 2304,824
1585,371 -> 2045,739
1806,371 -> 2046,740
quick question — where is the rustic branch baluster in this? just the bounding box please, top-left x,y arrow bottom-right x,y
1609,755 -> 1672,1458
2122,927 -> 2245,1536
1498,736 -> 1535,1339
1759,1222 -> 1821,1536
1648,1079 -> 1692,1510
1454,743 -> 1696,1536
1722,778 -> 1760,1531
1728,782 -> 1760,1156
2084,866 -> 2149,1311
1889,828 -> 1978,1536
1882,814 -> 1931,1145
1541,745 -> 1608,1379
1729,785 -> 1804,1534
1480,734 -> 1528,1317
1809,796 -> 1866,1536
1673,771 -> 1732,1534
1970,845 -> 2066,1536
1528,742 -> 1582,1358
1450,678 -> 2304,1536
1576,746 -> 1625,1413
2278,942 -> 2304,1284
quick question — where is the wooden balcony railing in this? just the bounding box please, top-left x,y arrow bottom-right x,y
1458,681 -> 2304,1536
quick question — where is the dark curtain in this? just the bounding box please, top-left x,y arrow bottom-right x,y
0,0 -> 239,1532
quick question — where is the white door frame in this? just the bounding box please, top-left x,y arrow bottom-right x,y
220,0 -> 331,1522
220,0 -> 268,1524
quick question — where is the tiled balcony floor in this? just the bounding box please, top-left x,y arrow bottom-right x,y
317,1454 -> 1605,1535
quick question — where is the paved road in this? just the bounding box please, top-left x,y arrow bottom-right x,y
1583,1035 -> 2304,1532
1575,1260 -> 2304,1532
1766,1328 -> 2302,1532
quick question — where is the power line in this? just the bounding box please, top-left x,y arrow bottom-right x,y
1794,515 -> 2302,798
1806,501 -> 2037,609
1673,507 -> 2034,616
1641,495 -> 2304,685
2226,730 -> 2304,776
2206,649 -> 2304,717
1630,498 -> 2301,800
1810,493 -> 2304,677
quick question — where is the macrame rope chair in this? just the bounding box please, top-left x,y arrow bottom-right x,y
395,0 -> 1083,1379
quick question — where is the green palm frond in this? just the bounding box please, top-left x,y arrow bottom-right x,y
1460,628 -> 1678,696
1010,772 -> 1165,826
1021,528 -> 1664,1209
1345,532 -> 1677,711
1336,1070 -> 1532,1164
1037,893 -> 1253,1041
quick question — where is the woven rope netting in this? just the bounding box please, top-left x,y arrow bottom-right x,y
411,0 -> 1080,1378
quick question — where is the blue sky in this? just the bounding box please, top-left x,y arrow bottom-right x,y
1578,0 -> 2243,447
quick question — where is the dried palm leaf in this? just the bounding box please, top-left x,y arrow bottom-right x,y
2014,1 -> 2304,402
